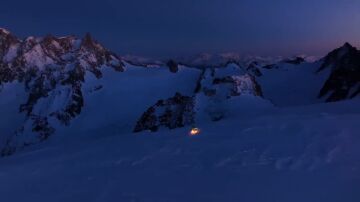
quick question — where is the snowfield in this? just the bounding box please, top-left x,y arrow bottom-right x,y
257,61 -> 331,106
0,96 -> 359,202
0,82 -> 27,144
56,63 -> 202,137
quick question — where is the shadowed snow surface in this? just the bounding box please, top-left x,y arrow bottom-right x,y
1,29 -> 360,201
0,96 -> 359,202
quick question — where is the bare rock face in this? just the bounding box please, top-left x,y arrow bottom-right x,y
0,28 -> 125,156
196,67 -> 263,99
167,59 -> 179,73
246,62 -> 263,77
193,66 -> 264,122
317,43 -> 360,102
262,64 -> 277,69
213,75 -> 263,97
134,93 -> 195,132
0,29 -> 20,84
207,74 -> 263,121
284,56 -> 305,65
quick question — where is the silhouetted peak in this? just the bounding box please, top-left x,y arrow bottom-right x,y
342,42 -> 353,49
318,42 -> 360,72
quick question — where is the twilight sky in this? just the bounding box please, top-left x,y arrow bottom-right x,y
1,0 -> 360,58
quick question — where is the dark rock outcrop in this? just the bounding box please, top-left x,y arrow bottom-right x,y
284,56 -> 305,65
167,59 -> 179,73
212,75 -> 263,97
262,64 -> 277,69
317,43 -> 360,102
134,93 -> 195,133
246,62 -> 263,77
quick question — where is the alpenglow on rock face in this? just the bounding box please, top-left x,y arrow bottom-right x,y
0,28 -> 124,156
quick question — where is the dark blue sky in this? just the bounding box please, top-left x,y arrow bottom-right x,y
1,0 -> 360,58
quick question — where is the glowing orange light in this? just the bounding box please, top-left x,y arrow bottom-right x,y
189,128 -> 201,136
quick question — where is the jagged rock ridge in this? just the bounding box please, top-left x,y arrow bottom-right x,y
0,28 -> 124,155
1,27 -> 359,156
134,93 -> 195,132
133,63 -> 264,132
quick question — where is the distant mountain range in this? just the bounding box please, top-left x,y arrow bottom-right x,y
122,52 -> 320,68
0,28 -> 359,156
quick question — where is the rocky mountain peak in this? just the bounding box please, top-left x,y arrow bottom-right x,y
80,32 -> 103,52
0,28 -> 10,35
0,28 -> 14,41
318,43 -> 360,102
0,29 -> 125,156
0,28 -> 20,60
341,42 -> 353,50
318,42 -> 359,72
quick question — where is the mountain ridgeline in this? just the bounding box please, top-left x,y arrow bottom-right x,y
0,28 -> 359,156
0,28 -> 124,155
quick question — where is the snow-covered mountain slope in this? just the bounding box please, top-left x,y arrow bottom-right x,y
0,28 -> 203,155
194,63 -> 263,123
57,64 -> 201,139
0,28 -> 126,155
0,26 -> 359,155
132,62 -> 263,133
257,60 -> 331,106
0,82 -> 27,144
0,97 -> 359,202
1,28 -> 359,155
0,28 -> 359,201
256,43 -> 359,106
